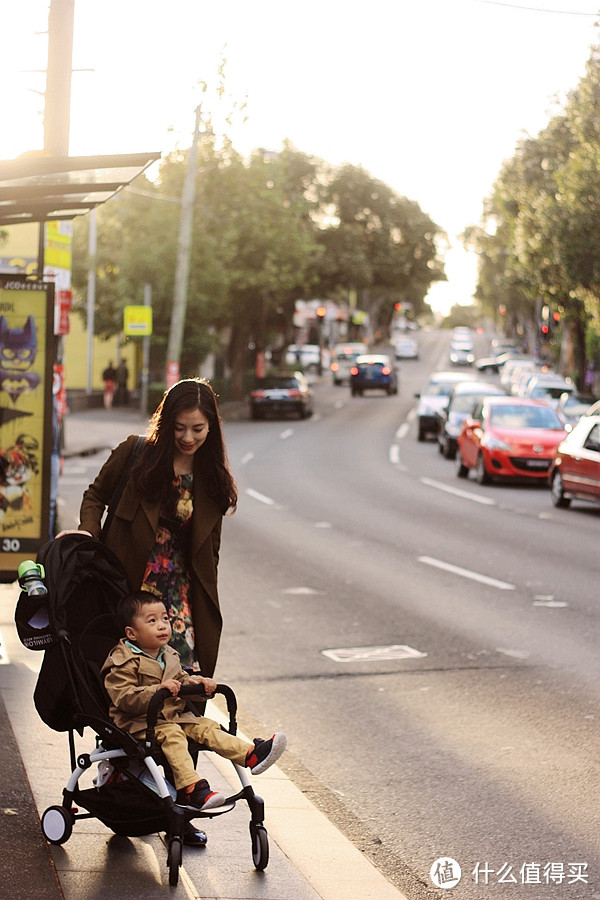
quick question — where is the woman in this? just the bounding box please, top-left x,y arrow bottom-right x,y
64,378 -> 237,678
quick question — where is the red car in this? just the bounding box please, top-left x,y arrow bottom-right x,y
549,415 -> 600,508
456,396 -> 567,484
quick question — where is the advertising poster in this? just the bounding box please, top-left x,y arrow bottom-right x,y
0,277 -> 54,580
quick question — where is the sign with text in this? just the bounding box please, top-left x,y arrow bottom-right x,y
124,305 -> 152,336
0,277 -> 54,580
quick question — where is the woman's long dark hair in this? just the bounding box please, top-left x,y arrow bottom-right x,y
132,378 -> 237,515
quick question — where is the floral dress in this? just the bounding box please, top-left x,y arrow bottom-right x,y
142,474 -> 196,668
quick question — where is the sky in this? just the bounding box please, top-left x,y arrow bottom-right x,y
3,0 -> 600,314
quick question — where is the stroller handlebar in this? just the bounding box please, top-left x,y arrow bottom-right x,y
145,683 -> 238,747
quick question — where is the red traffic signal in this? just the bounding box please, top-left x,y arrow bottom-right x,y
316,306 -> 326,319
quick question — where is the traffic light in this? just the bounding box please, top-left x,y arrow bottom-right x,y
316,306 -> 326,320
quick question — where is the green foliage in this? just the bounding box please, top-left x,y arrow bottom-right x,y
71,137 -> 445,385
465,45 -> 600,388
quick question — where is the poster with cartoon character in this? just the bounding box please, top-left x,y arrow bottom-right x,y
0,277 -> 53,580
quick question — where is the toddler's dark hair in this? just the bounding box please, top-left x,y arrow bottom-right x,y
118,590 -> 167,629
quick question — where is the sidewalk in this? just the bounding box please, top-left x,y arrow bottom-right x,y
0,405 -> 409,900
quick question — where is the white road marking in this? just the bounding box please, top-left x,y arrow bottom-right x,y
314,521 -> 332,528
0,632 -> 8,664
418,555 -> 515,590
280,428 -> 294,439
496,648 -> 531,659
283,586 -> 322,595
421,477 -> 497,506
395,422 -> 411,440
389,444 -> 401,464
241,452 -> 254,465
245,488 -> 276,506
322,644 -> 427,663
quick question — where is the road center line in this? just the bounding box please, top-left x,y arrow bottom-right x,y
245,488 -> 276,506
418,555 -> 515,590
421,477 -> 497,506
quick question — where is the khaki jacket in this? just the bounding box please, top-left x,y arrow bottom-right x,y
102,639 -> 203,734
80,434 -> 224,676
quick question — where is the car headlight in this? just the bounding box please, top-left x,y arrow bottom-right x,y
482,435 -> 512,451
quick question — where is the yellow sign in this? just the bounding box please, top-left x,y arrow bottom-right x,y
124,305 -> 153,336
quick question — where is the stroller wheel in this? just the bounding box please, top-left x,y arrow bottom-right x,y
41,805 -> 73,845
251,824 -> 269,871
167,837 -> 182,886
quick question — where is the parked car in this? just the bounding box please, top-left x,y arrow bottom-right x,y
520,373 -> 574,407
329,342 -> 368,385
549,415 -> 600,508
436,380 -> 506,459
249,372 -> 314,420
455,396 -> 567,484
284,344 -> 328,371
393,336 -> 419,359
498,356 -> 536,388
350,354 -> 398,396
415,370 -> 477,441
555,392 -> 599,428
449,339 -> 475,366
476,351 -> 524,374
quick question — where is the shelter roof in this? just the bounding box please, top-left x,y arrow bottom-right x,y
0,152 -> 162,227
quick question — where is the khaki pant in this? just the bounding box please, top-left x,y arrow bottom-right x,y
152,719 -> 252,790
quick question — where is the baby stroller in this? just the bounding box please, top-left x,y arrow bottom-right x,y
15,532 -> 270,887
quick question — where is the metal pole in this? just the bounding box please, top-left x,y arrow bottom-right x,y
140,283 -> 151,418
166,104 -> 202,388
86,208 -> 96,394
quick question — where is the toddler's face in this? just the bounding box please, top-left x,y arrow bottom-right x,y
126,600 -> 171,656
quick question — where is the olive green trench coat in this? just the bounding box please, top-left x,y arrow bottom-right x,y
79,434 -> 224,677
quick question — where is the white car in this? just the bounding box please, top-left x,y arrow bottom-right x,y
394,336 -> 419,359
284,344 -> 328,371
329,342 -> 368,385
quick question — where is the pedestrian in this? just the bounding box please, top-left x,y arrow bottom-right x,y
58,377 -> 237,679
115,360 -> 129,407
102,361 -> 117,409
102,590 -> 286,810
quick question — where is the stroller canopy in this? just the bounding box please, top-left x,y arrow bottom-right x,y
16,533 -> 131,731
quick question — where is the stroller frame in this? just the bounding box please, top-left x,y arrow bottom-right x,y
15,535 -> 271,888
43,680 -> 270,886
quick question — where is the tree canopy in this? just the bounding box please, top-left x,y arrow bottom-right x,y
71,137 -> 445,393
465,45 -> 600,391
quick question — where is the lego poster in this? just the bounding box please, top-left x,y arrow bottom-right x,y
0,277 -> 54,579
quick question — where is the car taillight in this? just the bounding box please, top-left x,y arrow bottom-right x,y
350,366 -> 359,375
251,390 -> 264,398
288,389 -> 301,398
382,366 -> 391,375
331,362 -> 339,372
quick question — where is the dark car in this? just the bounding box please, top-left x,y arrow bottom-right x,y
436,380 -> 506,459
549,415 -> 600,508
249,373 -> 313,420
350,355 -> 398,396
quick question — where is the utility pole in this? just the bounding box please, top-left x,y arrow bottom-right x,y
44,0 -> 73,156
165,104 -> 203,388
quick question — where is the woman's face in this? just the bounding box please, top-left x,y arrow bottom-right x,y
173,407 -> 210,458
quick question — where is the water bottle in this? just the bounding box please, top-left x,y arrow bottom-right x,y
17,560 -> 47,596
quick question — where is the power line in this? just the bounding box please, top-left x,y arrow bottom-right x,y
477,0 -> 599,15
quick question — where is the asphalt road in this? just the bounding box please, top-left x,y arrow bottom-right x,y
58,329 -> 600,899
